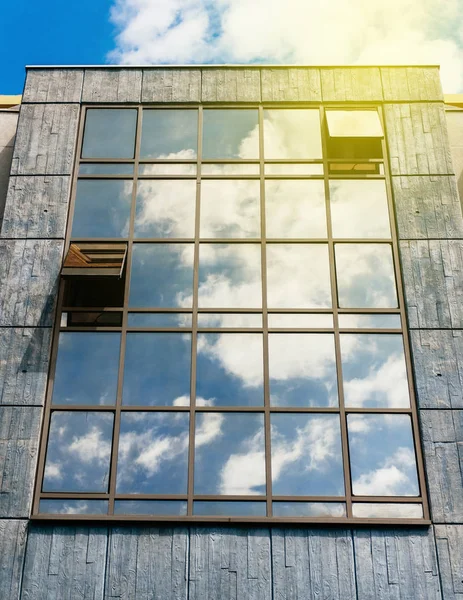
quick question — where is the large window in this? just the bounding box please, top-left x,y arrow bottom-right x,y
34,106 -> 428,523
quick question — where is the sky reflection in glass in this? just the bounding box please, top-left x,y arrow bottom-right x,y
140,109 -> 197,159
272,502 -> 346,517
114,500 -> 187,515
128,313 -> 192,327
338,314 -> 401,329
263,110 -> 322,159
268,313 -> 333,328
352,503 -> 423,518
197,313 -> 262,328
82,109 -> 137,159
39,500 -> 108,515
202,110 -> 259,159
194,501 -> 266,516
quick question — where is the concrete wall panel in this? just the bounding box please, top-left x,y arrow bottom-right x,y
142,69 -> 201,103
0,520 -> 28,600
202,69 -> 261,102
261,68 -> 321,102
82,69 -> 142,103
321,68 -> 383,102
23,69 -> 84,104
381,67 -> 443,102
435,525 -> 463,599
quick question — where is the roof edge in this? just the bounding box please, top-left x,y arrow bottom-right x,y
25,64 -> 442,70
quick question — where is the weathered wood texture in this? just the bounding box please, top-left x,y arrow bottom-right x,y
393,176 -> 463,240
353,528 -> 441,599
381,67 -> 443,102
82,69 -> 142,103
272,528 -> 355,600
23,69 -> 84,103
435,525 -> 463,599
0,407 -> 41,517
399,240 -> 463,329
190,528 -> 271,600
385,103 -> 453,175
142,69 -> 201,103
105,527 -> 188,600
1,176 -> 70,238
420,410 -> 463,523
411,330 -> 463,409
11,104 -> 80,175
321,68 -> 383,101
0,520 -> 28,600
202,69 -> 261,102
0,240 -> 63,326
261,69 -> 321,102
21,525 -> 108,600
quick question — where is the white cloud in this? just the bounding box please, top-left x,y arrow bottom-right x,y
352,446 -> 418,495
44,462 -> 62,480
68,426 -> 112,465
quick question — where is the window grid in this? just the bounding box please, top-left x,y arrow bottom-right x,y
32,104 -> 430,524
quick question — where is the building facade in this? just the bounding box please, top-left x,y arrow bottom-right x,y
0,65 -> 462,598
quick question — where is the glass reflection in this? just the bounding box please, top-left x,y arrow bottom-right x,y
335,244 -> 397,308
268,313 -> 333,328
61,311 -> 123,328
265,181 -> 327,238
79,163 -> 134,175
114,500 -> 187,516
338,314 -> 401,329
198,244 -> 262,308
267,244 -> 331,308
348,414 -> 419,496
196,334 -> 264,406
200,180 -> 260,238
117,412 -> 189,494
341,334 -> 410,408
193,502 -> 266,516
330,181 -> 391,239
128,313 -> 192,327
194,413 -> 265,495
269,334 -> 338,407
82,109 -> 137,159
202,110 -> 259,159
130,244 -> 194,307
201,164 -> 259,175
263,110 -> 322,159
123,333 -> 191,406
139,164 -> 196,176
43,411 -> 113,492
326,110 -> 383,137
134,180 -> 196,238
272,502 -> 346,517
271,414 -> 344,496
39,500 -> 108,515
72,180 -> 132,238
352,503 -> 423,518
140,109 -> 198,159
265,164 -> 323,175
52,332 -> 120,406
197,313 -> 262,328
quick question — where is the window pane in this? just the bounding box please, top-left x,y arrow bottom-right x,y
352,503 -> 423,518
348,414 -> 419,496
194,413 -> 265,495
335,244 -> 397,308
330,181 -> 391,239
271,414 -> 344,496
72,180 -> 132,238
267,244 -> 331,308
198,244 -> 262,308
39,500 -> 108,515
196,334 -> 264,407
130,244 -> 194,307
338,314 -> 401,329
43,412 -> 113,492
52,332 -> 120,406
134,180 -> 196,238
117,412 -> 189,494
114,500 -> 187,516
82,109 -> 137,159
341,334 -> 410,408
201,164 -> 259,175
79,163 -> 134,175
61,311 -> 122,328
203,110 -> 259,159
326,110 -> 383,137
139,163 -> 197,176
197,313 -> 262,327
193,502 -> 266,516
140,109 -> 198,159
123,333 -> 191,406
268,313 -> 333,328
264,110 -> 322,159
128,313 -> 192,327
265,164 -> 323,175
200,180 -> 260,238
265,180 -> 327,238
269,334 -> 338,407
272,502 -> 346,517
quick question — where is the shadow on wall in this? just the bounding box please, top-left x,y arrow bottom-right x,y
0,140 -> 14,229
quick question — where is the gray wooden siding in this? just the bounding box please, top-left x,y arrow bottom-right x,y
202,69 -> 261,102
381,67 -> 443,102
23,69 -> 84,103
261,68 -> 321,102
82,69 -> 142,104
321,68 -> 383,102
142,69 -> 201,103
435,525 -> 463,599
0,520 -> 28,600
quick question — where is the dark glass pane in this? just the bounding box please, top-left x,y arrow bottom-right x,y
267,244 -> 331,308
52,332 -> 120,406
193,502 -> 266,516
194,413 -> 265,495
200,180 -> 260,238
338,314 -> 401,329
335,244 -> 397,308
139,163 -> 196,175
198,244 -> 262,308
265,163 -> 323,175
341,334 -> 410,408
203,110 -> 259,159
329,180 -> 390,239
352,503 -> 423,518
272,502 -> 346,517
268,314 -> 333,328
61,311 -> 122,327
271,414 -> 344,496
123,333 -> 191,406
134,180 -> 196,238
79,163 -> 134,175
348,414 -> 419,496
116,412 -> 189,494
269,334 -> 338,407
39,500 -> 108,515
263,110 -> 322,159
197,313 -> 262,327
82,109 -> 137,159
128,313 -> 192,327
140,109 -> 198,159
265,180 -> 326,238
43,412 -> 113,492
72,180 -> 132,238
196,334 -> 264,407
63,277 -> 125,308
201,164 -> 259,175
114,500 -> 187,515
130,244 -> 194,307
